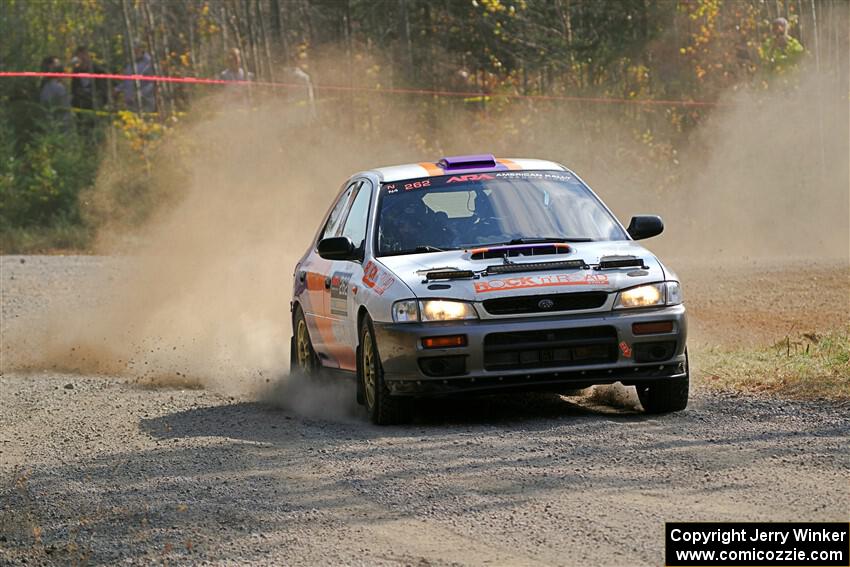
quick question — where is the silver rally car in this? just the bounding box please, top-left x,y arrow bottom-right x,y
292,154 -> 688,424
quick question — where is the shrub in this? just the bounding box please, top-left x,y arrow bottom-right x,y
0,108 -> 101,239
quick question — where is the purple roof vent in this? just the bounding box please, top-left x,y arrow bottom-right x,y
438,154 -> 497,170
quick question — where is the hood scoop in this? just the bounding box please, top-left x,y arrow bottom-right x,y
470,243 -> 571,260
438,154 -> 497,170
486,259 -> 588,275
596,255 -> 648,270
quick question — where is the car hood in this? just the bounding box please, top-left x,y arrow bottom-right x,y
377,241 -> 667,301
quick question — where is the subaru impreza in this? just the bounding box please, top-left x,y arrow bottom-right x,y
291,154 -> 688,424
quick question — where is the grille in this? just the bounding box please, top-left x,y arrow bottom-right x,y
483,326 -> 618,371
482,291 -> 608,315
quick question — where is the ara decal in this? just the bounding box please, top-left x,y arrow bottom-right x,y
619,341 -> 632,358
446,173 -> 495,183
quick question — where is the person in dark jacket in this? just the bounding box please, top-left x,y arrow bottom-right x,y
71,46 -> 109,138
71,46 -> 108,111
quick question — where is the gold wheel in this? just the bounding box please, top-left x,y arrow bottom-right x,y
296,318 -> 313,371
362,329 -> 377,410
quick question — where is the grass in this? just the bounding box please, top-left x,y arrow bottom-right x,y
694,327 -> 850,399
0,224 -> 92,255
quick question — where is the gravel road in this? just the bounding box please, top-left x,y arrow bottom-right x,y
1,256 -> 848,566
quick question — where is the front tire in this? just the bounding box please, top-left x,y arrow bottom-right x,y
359,315 -> 407,425
636,351 -> 689,414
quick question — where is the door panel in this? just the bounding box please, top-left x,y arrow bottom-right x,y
325,263 -> 359,370
298,181 -> 359,366
298,254 -> 334,361
325,179 -> 373,371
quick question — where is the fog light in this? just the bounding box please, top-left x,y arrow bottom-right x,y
633,341 -> 676,362
422,335 -> 467,349
632,321 -> 674,335
418,355 -> 467,377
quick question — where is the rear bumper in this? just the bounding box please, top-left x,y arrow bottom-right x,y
373,305 -> 687,396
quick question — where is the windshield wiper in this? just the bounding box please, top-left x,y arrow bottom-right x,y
382,245 -> 446,256
500,237 -> 595,245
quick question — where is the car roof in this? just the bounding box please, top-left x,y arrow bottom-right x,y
362,155 -> 568,183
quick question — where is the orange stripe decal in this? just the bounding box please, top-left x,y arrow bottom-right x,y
497,158 -> 522,170
418,162 -> 444,176
305,272 -> 326,291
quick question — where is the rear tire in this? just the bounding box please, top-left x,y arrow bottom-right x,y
359,315 -> 407,425
636,350 -> 689,414
291,305 -> 320,376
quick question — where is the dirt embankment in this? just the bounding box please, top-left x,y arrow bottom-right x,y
671,258 -> 849,348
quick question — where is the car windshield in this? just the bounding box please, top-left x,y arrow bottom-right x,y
376,170 -> 627,256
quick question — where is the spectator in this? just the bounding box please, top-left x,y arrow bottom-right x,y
115,41 -> 156,113
281,65 -> 316,119
219,48 -> 253,82
71,46 -> 108,111
71,46 -> 109,138
39,55 -> 72,130
760,17 -> 805,74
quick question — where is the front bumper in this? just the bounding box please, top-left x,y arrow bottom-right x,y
373,305 -> 687,396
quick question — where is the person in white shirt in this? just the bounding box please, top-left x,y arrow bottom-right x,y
115,41 -> 156,113
219,48 -> 253,82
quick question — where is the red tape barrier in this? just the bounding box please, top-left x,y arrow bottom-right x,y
0,71 -> 722,108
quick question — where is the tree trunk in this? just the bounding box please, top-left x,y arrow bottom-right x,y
269,0 -> 282,43
141,0 -> 167,119
256,0 -> 272,80
400,0 -> 414,80
120,0 -> 145,113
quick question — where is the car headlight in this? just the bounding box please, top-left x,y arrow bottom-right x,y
666,281 -> 683,305
420,300 -> 477,321
391,299 -> 478,322
614,282 -> 682,309
392,300 -> 419,322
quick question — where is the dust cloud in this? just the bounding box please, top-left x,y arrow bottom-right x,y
651,71 -> 849,262
3,88 -> 418,405
257,369 -> 360,422
2,55 -> 847,405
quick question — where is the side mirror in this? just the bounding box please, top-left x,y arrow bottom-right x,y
318,236 -> 359,260
627,215 -> 664,240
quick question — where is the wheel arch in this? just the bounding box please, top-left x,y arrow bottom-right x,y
291,300 -> 304,325
355,305 -> 371,405
356,305 -> 371,344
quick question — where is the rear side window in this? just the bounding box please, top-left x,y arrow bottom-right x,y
340,182 -> 372,250
319,181 -> 360,242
